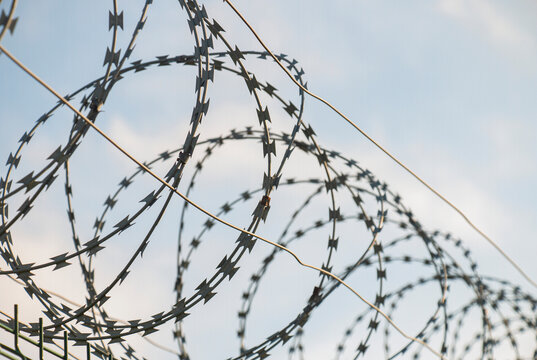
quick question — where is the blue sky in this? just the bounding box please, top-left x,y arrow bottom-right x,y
1,1 -> 537,359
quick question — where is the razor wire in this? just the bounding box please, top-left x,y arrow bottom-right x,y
1,1 -> 537,359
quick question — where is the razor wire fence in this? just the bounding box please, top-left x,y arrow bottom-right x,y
1,1 -> 537,359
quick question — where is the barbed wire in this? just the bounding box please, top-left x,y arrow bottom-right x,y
1,1 -> 536,359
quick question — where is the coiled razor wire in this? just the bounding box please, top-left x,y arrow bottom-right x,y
1,1 -> 536,359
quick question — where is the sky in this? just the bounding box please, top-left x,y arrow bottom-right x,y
1,0 -> 537,359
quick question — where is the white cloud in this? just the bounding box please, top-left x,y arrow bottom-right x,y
485,117 -> 537,178
438,0 -> 537,63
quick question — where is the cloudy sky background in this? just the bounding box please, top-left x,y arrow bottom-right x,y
1,0 -> 537,359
